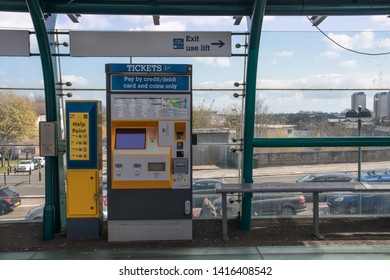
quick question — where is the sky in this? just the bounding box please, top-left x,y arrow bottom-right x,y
1,12 -> 390,114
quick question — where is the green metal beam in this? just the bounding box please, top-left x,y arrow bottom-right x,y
241,0 -> 267,231
252,137 -> 390,148
45,14 -> 66,232
26,0 -> 58,241
2,1 -> 390,16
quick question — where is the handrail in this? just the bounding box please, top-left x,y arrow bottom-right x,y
252,137 -> 390,148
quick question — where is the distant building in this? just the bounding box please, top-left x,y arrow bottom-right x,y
192,128 -> 236,167
373,91 -> 390,119
193,128 -> 236,144
351,92 -> 366,110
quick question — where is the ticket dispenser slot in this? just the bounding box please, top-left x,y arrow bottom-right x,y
175,122 -> 186,141
175,123 -> 185,157
171,121 -> 191,189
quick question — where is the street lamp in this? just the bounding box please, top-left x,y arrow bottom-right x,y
345,106 -> 372,215
345,106 -> 373,182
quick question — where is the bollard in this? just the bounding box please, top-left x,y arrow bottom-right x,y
39,169 -> 41,181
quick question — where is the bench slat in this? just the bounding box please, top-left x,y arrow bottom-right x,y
215,182 -> 390,193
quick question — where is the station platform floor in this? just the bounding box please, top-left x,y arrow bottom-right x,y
2,217 -> 390,260
2,245 -> 390,260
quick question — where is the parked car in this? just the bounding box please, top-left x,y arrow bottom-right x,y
33,157 -> 45,167
213,192 -> 307,216
26,198 -> 108,221
296,172 -> 356,202
192,178 -> 238,217
102,177 -> 107,220
327,192 -> 390,215
192,178 -> 224,208
17,160 -> 35,172
359,172 -> 390,182
25,204 -> 44,220
32,159 -> 41,170
327,173 -> 390,214
0,186 -> 21,215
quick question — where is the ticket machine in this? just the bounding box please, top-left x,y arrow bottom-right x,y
106,64 -> 192,241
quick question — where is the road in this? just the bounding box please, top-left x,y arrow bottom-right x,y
1,166 -> 317,221
3,160 -> 390,221
1,168 -> 45,220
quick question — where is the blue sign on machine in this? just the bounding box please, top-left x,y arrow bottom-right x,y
111,74 -> 191,92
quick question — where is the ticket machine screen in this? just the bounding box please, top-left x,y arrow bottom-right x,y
115,128 -> 146,149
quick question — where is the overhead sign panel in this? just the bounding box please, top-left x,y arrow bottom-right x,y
70,31 -> 231,57
0,30 -> 30,56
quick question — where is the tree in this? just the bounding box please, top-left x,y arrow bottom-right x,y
254,96 -> 287,137
192,99 -> 217,129
0,91 -> 38,167
30,94 -> 46,116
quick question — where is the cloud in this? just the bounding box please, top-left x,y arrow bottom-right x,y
264,16 -> 276,22
274,51 -> 294,58
177,16 -> 230,27
376,38 -> 390,49
339,60 -> 358,69
194,70 -> 390,113
130,20 -> 187,31
0,12 -> 32,28
61,75 -> 89,87
270,51 -> 293,65
323,29 -> 390,53
325,30 -> 376,50
193,90 -> 240,111
192,57 -> 231,67
320,51 -> 340,59
56,14 -> 112,30
371,16 -> 390,27
117,15 -> 245,31
258,72 -> 390,90
198,80 -> 236,89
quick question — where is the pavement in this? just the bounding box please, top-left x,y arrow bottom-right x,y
2,217 -> 390,260
3,245 -> 390,260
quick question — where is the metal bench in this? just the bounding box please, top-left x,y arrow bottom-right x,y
215,182 -> 390,240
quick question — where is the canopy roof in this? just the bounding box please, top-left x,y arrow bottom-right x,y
0,0 -> 389,16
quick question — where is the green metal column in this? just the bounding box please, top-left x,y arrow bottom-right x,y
241,0 -> 267,230
45,15 -> 67,231
26,0 -> 59,240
